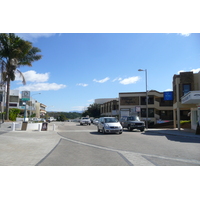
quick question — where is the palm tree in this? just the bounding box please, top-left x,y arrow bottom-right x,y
0,33 -> 42,120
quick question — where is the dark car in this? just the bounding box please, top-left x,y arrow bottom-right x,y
120,116 -> 145,132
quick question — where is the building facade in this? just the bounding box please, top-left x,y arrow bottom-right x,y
173,71 -> 200,130
0,87 -> 46,119
119,90 -> 173,125
100,99 -> 119,118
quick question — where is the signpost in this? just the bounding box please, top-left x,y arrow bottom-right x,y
21,91 -> 30,101
22,91 -> 30,122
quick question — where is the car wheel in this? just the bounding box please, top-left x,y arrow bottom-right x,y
140,128 -> 144,132
97,127 -> 100,132
102,128 -> 106,134
80,123 -> 82,125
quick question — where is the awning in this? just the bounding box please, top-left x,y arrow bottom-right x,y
181,91 -> 200,104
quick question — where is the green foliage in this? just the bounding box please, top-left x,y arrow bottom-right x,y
82,103 -> 100,118
0,33 -> 42,120
46,112 -> 82,120
58,114 -> 67,121
9,108 -> 20,121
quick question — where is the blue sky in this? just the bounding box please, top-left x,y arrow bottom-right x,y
9,33 -> 200,112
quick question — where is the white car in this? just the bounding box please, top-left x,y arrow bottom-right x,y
97,117 -> 123,134
80,117 -> 91,125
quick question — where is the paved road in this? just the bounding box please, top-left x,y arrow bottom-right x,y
37,122 -> 200,166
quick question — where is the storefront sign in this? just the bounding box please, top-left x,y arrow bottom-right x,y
120,97 -> 139,105
164,91 -> 173,101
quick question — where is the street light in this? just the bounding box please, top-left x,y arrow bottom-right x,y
138,69 -> 148,130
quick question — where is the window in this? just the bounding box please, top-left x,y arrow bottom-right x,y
183,84 -> 191,95
141,108 -> 154,117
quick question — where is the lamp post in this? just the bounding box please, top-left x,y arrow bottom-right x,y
138,69 -> 148,130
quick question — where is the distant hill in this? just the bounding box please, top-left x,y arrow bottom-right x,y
46,111 -> 82,119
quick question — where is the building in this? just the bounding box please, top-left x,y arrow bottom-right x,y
173,71 -> 200,130
100,99 -> 119,118
119,90 -> 173,125
95,98 -> 118,105
0,87 -> 46,119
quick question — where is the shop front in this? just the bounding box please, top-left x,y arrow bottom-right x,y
181,91 -> 200,130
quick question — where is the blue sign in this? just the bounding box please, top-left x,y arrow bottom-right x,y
164,91 -> 173,101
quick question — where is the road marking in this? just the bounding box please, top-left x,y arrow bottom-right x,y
119,151 -> 155,166
57,133 -> 200,166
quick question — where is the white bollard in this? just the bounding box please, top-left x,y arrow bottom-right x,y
38,124 -> 41,132
12,122 -> 15,131
53,124 -> 56,131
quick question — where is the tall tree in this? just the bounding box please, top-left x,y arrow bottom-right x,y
0,33 -> 42,120
82,103 -> 100,118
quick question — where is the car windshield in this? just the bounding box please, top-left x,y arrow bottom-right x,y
104,118 -> 118,123
128,116 -> 140,121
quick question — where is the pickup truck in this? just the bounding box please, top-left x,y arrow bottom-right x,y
120,116 -> 145,132
80,117 -> 91,125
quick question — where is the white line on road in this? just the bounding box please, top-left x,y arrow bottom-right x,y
58,133 -> 200,166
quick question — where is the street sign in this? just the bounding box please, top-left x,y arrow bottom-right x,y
22,91 -> 30,101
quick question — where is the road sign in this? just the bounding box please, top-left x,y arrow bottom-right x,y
22,91 -> 30,101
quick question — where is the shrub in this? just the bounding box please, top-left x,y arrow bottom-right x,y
9,108 -> 21,121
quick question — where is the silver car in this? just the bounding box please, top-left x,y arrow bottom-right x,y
97,117 -> 123,134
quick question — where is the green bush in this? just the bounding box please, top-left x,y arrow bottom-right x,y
9,108 -> 21,121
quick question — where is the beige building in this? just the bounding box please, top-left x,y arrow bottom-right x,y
173,71 -> 200,130
119,90 -> 173,125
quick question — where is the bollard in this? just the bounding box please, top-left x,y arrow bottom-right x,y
53,124 -> 56,131
12,122 -> 15,131
38,124 -> 41,132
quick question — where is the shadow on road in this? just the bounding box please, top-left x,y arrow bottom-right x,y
90,132 -> 121,136
141,131 -> 200,143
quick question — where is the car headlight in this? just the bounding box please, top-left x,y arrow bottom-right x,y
105,124 -> 110,128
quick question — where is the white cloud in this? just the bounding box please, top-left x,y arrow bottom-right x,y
15,83 -> 66,92
119,76 -> 140,85
112,77 -> 122,82
191,68 -> 200,73
15,70 -> 49,83
178,33 -> 191,37
16,33 -> 57,42
177,70 -> 185,74
177,68 -> 200,74
164,89 -> 173,91
76,83 -> 88,87
93,77 -> 110,83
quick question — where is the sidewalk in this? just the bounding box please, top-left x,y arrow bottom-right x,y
0,122 -> 61,166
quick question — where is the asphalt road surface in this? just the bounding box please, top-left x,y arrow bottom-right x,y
37,122 -> 200,166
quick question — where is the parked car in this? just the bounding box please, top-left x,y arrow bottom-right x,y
97,117 -> 123,134
93,118 -> 99,125
120,116 -> 145,132
80,117 -> 91,125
